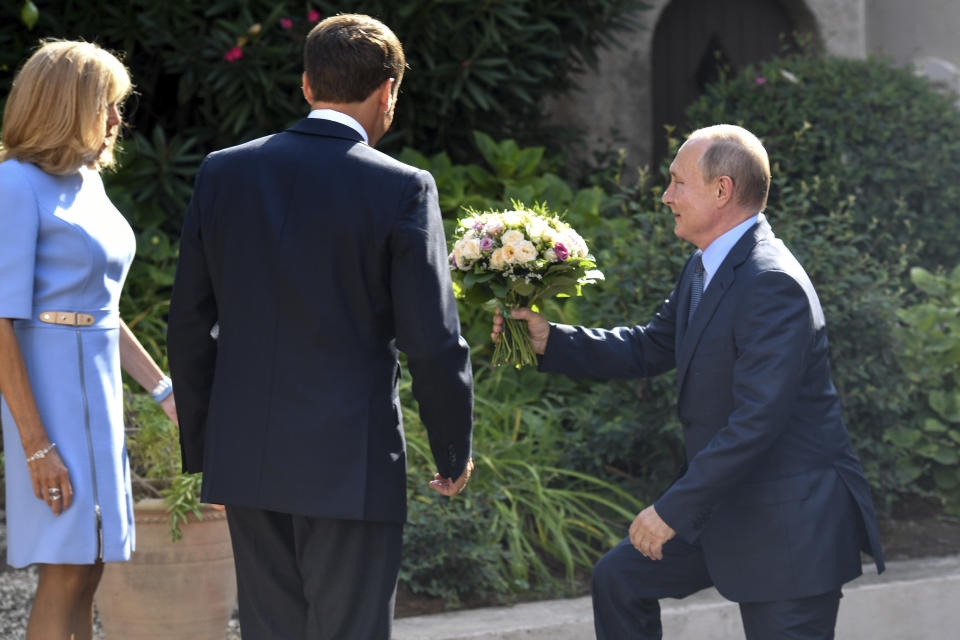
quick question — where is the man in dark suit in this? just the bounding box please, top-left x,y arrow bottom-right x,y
494,125 -> 884,639
167,14 -> 473,640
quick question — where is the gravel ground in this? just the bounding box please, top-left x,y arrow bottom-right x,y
0,511 -> 241,639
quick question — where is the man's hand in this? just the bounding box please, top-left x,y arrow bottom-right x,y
429,458 -> 474,496
629,505 -> 675,560
160,392 -> 178,426
491,307 -> 550,355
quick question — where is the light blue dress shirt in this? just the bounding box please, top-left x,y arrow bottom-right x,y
700,213 -> 763,291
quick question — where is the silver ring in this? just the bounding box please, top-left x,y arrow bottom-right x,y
50,494 -> 61,501
48,487 -> 61,497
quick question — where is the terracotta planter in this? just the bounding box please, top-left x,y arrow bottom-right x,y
95,499 -> 237,639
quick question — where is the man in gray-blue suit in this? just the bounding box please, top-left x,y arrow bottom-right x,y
495,125 -> 884,639
168,14 -> 473,640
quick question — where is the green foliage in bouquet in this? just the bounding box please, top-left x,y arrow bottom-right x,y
449,204 -> 603,366
887,266 -> 960,515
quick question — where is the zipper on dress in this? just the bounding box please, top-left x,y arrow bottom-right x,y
76,330 -> 104,561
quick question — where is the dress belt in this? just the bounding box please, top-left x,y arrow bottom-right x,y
38,311 -> 95,326
32,309 -> 120,330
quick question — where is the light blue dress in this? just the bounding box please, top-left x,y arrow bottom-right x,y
0,158 -> 136,567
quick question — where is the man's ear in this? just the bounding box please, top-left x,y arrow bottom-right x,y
378,78 -> 395,111
716,175 -> 735,207
302,72 -> 314,105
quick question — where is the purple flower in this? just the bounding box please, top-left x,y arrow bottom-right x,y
755,76 -> 767,85
480,237 -> 494,251
554,242 -> 569,261
449,254 -> 457,268
280,18 -> 293,29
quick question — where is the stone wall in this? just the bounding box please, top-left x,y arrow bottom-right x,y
548,0 -> 867,169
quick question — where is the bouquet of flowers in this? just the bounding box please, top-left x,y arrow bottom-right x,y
448,204 -> 603,367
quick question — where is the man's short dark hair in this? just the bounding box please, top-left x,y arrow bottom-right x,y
304,14 -> 405,103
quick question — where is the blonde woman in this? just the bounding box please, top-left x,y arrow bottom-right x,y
0,40 -> 177,639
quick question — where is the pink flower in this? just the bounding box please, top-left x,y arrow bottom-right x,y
224,46 -> 243,62
307,9 -> 320,23
554,242 -> 569,261
480,237 -> 494,251
755,76 -> 767,85
280,18 -> 293,29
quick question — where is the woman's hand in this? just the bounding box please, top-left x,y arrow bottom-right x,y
27,446 -> 73,515
160,392 -> 178,426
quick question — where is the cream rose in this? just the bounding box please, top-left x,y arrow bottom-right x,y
489,248 -> 507,270
459,238 -> 482,261
501,244 -> 518,263
515,240 -> 538,263
501,229 -> 524,246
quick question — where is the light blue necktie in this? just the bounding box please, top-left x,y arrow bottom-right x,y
688,254 -> 705,323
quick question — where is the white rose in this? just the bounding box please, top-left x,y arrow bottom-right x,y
515,240 -> 538,263
525,219 -> 548,242
502,210 -> 523,226
544,248 -> 558,262
501,244 -> 518,263
501,229 -> 525,246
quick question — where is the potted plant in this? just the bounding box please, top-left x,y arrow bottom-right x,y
94,389 -> 237,640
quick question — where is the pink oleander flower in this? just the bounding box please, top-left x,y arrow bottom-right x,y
554,242 -> 569,261
224,46 -> 243,62
480,237 -> 494,251
280,18 -> 293,29
755,76 -> 767,85
307,9 -> 320,22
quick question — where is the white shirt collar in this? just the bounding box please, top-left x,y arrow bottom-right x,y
700,213 -> 763,290
307,109 -> 368,144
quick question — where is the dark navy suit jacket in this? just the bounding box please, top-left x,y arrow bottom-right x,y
167,118 -> 473,523
541,217 -> 884,602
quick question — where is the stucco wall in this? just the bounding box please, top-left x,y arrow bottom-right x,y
549,0 -> 866,169
867,0 -> 960,69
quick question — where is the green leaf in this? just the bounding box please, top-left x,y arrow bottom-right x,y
911,267 -> 947,297
20,0 -> 38,30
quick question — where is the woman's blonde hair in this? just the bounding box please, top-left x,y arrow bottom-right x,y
0,40 -> 132,174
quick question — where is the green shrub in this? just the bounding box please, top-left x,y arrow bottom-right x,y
1,1 -> 646,163
684,47 -> 960,269
401,362 -> 642,599
887,266 -> 960,514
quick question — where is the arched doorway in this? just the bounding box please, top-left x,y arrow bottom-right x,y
651,0 -> 814,162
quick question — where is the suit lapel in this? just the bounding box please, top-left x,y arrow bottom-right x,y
676,218 -> 773,392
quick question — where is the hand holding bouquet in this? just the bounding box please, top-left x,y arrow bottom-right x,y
448,204 -> 603,367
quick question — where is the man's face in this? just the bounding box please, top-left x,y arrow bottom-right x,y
662,139 -> 721,250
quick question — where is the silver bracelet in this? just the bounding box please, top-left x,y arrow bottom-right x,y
150,375 -> 173,402
26,442 -> 56,464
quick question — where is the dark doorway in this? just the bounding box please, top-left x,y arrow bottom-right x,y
651,0 -> 811,163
